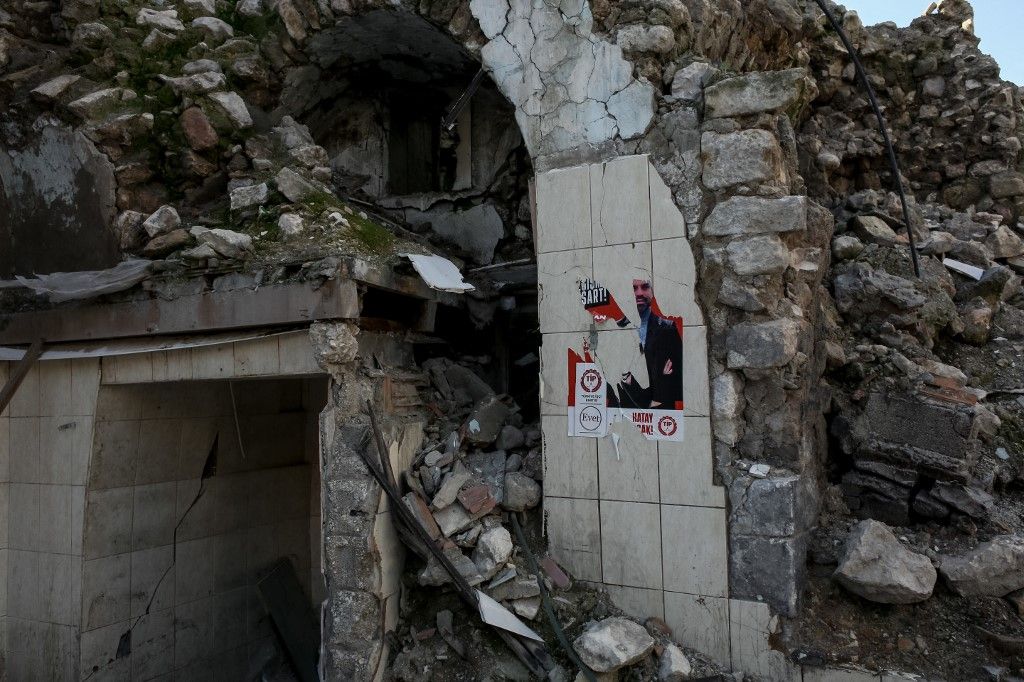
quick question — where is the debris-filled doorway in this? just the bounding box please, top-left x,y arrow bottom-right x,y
80,376 -> 327,680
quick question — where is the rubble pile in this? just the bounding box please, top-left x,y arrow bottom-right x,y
387,357 -> 728,681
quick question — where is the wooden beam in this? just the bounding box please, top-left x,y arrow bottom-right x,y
0,339 -> 44,414
0,279 -> 359,345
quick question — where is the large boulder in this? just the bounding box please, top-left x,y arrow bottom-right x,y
704,68 -> 813,118
573,617 -> 654,673
833,520 -> 936,604
939,535 -> 1024,597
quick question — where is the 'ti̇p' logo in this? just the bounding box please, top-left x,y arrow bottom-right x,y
580,368 -> 603,393
657,415 -> 678,437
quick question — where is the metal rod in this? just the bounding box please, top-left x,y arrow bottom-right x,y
813,0 -> 922,278
510,514 -> 597,682
442,68 -> 486,132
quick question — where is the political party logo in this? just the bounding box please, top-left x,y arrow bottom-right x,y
578,406 -> 604,432
657,415 -> 678,437
580,368 -> 603,393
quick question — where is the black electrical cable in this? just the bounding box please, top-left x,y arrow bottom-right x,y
509,513 -> 598,682
812,0 -> 922,278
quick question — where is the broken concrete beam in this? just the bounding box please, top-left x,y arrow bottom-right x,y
418,546 -> 484,587
488,575 -> 540,601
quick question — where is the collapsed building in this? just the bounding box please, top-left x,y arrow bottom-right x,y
0,0 -> 1023,679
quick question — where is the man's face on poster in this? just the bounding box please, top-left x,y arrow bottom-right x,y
633,279 -> 653,315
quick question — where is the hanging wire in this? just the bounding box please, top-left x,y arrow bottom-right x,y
812,0 -> 922,278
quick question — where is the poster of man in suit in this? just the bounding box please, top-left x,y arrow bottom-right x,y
570,277 -> 684,441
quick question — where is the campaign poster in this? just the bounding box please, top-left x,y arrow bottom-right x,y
567,277 -> 685,442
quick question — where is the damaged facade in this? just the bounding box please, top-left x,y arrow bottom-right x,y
1,0 -> 1024,679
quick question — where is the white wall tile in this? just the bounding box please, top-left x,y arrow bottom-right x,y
136,419 -> 182,486
649,163 -> 686,241
151,350 -> 193,383
7,550 -> 39,620
0,417 -> 10,483
80,619 -> 132,679
190,344 -> 234,380
174,596 -> 214,669
89,420 -> 140,490
39,552 -> 78,625
278,332 -> 321,375
600,500 -> 662,590
544,496 -> 602,582
664,591 -> 730,666
176,538 -> 216,605
132,608 -> 174,680
38,360 -> 72,417
111,353 -> 155,384
131,546 -> 174,618
537,248 -> 593,334
38,485 -> 73,554
70,485 -> 85,556
83,487 -> 133,559
536,164 -> 592,254
541,415 -> 598,499
8,484 -> 40,551
70,359 -> 101,417
658,418 -> 725,508
729,598 -> 800,681
39,417 -> 84,486
540,332 -> 589,417
661,504 -> 728,597
132,482 -> 177,551
7,364 -> 39,418
651,237 -> 704,326
597,422 -> 659,503
682,325 -> 710,417
606,584 -> 664,621
0,550 -> 8,616
233,337 -> 281,377
590,155 -> 652,247
9,417 -> 40,484
82,553 -> 131,630
591,242 -> 653,334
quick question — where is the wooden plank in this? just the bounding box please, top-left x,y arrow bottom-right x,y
0,279 -> 360,345
0,338 -> 44,414
257,559 -> 319,682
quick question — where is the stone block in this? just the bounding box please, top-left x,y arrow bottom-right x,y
704,68 -> 812,118
545,497 -> 602,582
536,164 -> 593,254
728,474 -> 818,537
703,195 -> 807,237
661,504 -> 728,597
726,318 -> 801,370
701,130 -> 784,190
860,392 -> 972,462
726,234 -> 789,275
729,533 -> 807,617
